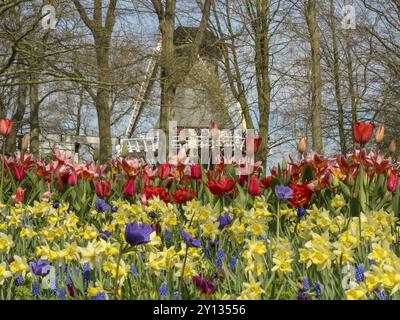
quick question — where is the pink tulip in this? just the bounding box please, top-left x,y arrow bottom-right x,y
13,166 -> 25,181
0,118 -> 12,136
95,180 -> 112,198
12,187 -> 25,204
123,178 -> 135,197
68,171 -> 78,186
388,174 -> 399,192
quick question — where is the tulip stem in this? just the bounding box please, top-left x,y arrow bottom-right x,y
0,142 -> 5,203
277,200 -> 280,246
113,244 -> 128,300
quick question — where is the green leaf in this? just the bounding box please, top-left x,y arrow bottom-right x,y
338,181 -> 352,199
302,165 -> 314,182
392,183 -> 400,215
350,197 -> 361,217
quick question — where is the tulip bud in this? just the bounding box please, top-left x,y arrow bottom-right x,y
0,118 -> 12,137
21,134 -> 29,152
375,125 -> 384,143
331,175 -> 339,187
297,137 -> 307,154
389,138 -> 396,153
347,174 -> 355,187
121,143 -> 129,158
281,159 -> 288,171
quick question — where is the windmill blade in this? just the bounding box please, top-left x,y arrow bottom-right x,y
228,101 -> 247,130
126,43 -> 161,138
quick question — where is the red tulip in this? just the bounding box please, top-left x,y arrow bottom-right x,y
239,174 -> 248,186
123,178 -> 135,197
0,118 -> 12,136
157,164 -> 171,180
388,174 -> 399,193
173,189 -> 196,204
248,175 -> 260,196
12,166 -> 25,181
68,171 -> 78,186
260,176 -> 271,189
141,185 -> 170,203
353,121 -> 375,144
95,180 -> 112,198
205,177 -> 235,196
12,187 -> 25,204
289,183 -> 313,208
190,164 -> 202,180
192,275 -> 217,295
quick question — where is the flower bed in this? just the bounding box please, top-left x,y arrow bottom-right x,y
0,123 -> 399,300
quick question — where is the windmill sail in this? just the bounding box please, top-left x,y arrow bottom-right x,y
126,43 -> 161,138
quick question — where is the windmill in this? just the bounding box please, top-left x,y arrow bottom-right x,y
119,26 -> 248,156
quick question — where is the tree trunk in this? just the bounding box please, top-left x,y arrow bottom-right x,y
306,0 -> 324,154
254,0 -> 271,165
95,37 -> 112,163
159,11 -> 176,136
72,0 -> 117,164
5,81 -> 27,155
29,78 -> 40,159
329,0 -> 346,154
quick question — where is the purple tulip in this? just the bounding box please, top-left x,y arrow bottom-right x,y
275,185 -> 293,201
125,222 -> 152,246
182,230 -> 201,248
217,212 -> 230,230
29,259 -> 51,277
95,199 -> 110,212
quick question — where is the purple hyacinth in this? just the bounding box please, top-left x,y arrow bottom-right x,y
125,222 -> 153,246
15,276 -> 24,286
314,282 -> 321,299
91,292 -> 106,300
377,289 -> 387,300
297,290 -> 309,300
173,291 -> 181,300
275,185 -> 293,201
218,212 -> 231,230
164,229 -> 170,241
182,230 -> 201,248
215,249 -> 225,267
159,282 -> 168,298
356,264 -> 365,283
32,280 -> 41,297
204,248 -> 211,260
99,229 -> 112,238
58,288 -> 66,300
298,208 -> 306,217
29,259 -> 51,277
131,264 -> 138,277
95,199 -> 110,212
303,277 -> 310,292
230,255 -> 237,270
